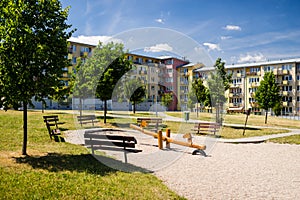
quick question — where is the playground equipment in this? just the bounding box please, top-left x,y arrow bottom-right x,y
130,124 -> 207,156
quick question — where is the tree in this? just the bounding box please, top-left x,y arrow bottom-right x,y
0,0 -> 74,155
89,42 -> 132,123
123,78 -> 146,114
191,78 -> 208,115
255,72 -> 281,124
161,92 -> 173,109
207,58 -> 232,123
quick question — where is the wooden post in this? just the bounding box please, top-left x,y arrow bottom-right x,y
166,129 -> 171,148
243,109 -> 251,136
158,130 -> 163,149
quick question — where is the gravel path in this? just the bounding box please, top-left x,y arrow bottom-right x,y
155,142 -> 300,200
65,129 -> 300,199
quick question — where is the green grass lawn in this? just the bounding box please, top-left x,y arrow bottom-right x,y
165,111 -> 300,129
0,110 -> 185,200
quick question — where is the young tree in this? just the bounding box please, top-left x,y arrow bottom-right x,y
123,78 -> 146,114
0,0 -> 74,155
255,72 -> 281,124
191,78 -> 208,115
206,58 -> 232,123
161,92 -> 173,110
76,42 -> 131,123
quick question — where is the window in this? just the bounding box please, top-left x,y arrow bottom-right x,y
167,69 -> 173,73
72,57 -> 77,64
282,86 -> 292,91
264,66 -> 274,72
249,77 -> 260,83
297,96 -> 300,102
297,75 -> 300,81
166,86 -> 173,91
283,75 -> 292,81
297,86 -> 300,91
297,63 -> 300,72
166,77 -> 173,83
250,67 -> 260,73
72,45 -> 76,52
282,64 -> 292,71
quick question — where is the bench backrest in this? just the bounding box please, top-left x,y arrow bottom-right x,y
43,115 -> 59,129
84,131 -> 137,149
136,118 -> 162,124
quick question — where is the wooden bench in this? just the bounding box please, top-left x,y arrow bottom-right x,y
84,129 -> 141,153
136,117 -> 163,132
191,122 -> 220,135
77,115 -> 98,127
43,115 -> 63,141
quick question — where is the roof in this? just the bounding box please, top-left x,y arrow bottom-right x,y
225,57 -> 300,69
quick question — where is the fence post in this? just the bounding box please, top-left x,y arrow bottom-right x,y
158,130 -> 163,149
166,129 -> 171,148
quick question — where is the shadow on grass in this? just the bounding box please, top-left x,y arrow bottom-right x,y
14,153 -> 116,176
14,152 -> 151,174
226,126 -> 261,131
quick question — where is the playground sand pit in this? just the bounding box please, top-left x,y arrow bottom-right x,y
65,129 -> 300,200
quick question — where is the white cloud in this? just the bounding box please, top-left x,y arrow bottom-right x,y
221,36 -> 232,40
144,43 -> 173,52
203,42 -> 221,51
155,18 -> 164,24
224,25 -> 241,31
237,53 -> 266,63
68,35 -> 120,46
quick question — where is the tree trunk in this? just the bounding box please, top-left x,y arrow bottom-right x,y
22,101 -> 28,155
265,110 -> 268,124
104,100 -> 107,123
133,101 -> 136,114
79,98 -> 83,117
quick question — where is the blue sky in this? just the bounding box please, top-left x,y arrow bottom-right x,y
61,0 -> 300,65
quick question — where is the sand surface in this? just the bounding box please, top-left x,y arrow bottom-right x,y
65,129 -> 300,199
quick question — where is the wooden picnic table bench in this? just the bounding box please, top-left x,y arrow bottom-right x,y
84,129 -> 141,153
77,115 -> 98,127
43,115 -> 64,140
191,122 -> 220,135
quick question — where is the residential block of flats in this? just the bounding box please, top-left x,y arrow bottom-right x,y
36,40 -> 300,116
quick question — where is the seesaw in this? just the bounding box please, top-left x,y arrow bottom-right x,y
130,124 -> 207,156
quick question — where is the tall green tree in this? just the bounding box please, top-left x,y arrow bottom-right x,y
123,78 -> 146,114
255,72 -> 281,124
76,42 -> 131,123
0,0 -> 74,155
207,58 -> 232,123
191,78 -> 208,114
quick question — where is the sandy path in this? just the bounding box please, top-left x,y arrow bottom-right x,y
155,142 -> 300,200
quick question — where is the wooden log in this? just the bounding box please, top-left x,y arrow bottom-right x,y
158,130 -> 163,149
166,128 -> 171,148
130,124 -> 206,150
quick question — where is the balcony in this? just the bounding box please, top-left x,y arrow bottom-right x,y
282,101 -> 289,107
250,92 -> 256,97
236,73 -> 241,78
229,93 -> 233,98
282,80 -> 289,85
250,102 -> 258,107
282,91 -> 289,96
230,83 -> 240,88
277,70 -> 289,75
273,69 -> 277,75
68,54 -> 72,60
251,82 -> 259,87
247,71 -> 257,76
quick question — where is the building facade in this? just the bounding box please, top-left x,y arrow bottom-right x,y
197,58 -> 300,116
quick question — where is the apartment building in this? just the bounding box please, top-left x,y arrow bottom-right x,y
126,53 -> 189,111
177,63 -> 203,111
198,58 -> 300,116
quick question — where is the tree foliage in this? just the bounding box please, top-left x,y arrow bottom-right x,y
206,58 -> 231,123
161,92 -> 173,109
255,72 -> 281,124
123,78 -> 146,114
0,0 -> 74,155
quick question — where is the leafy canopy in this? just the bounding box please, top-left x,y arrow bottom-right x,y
0,0 -> 74,109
